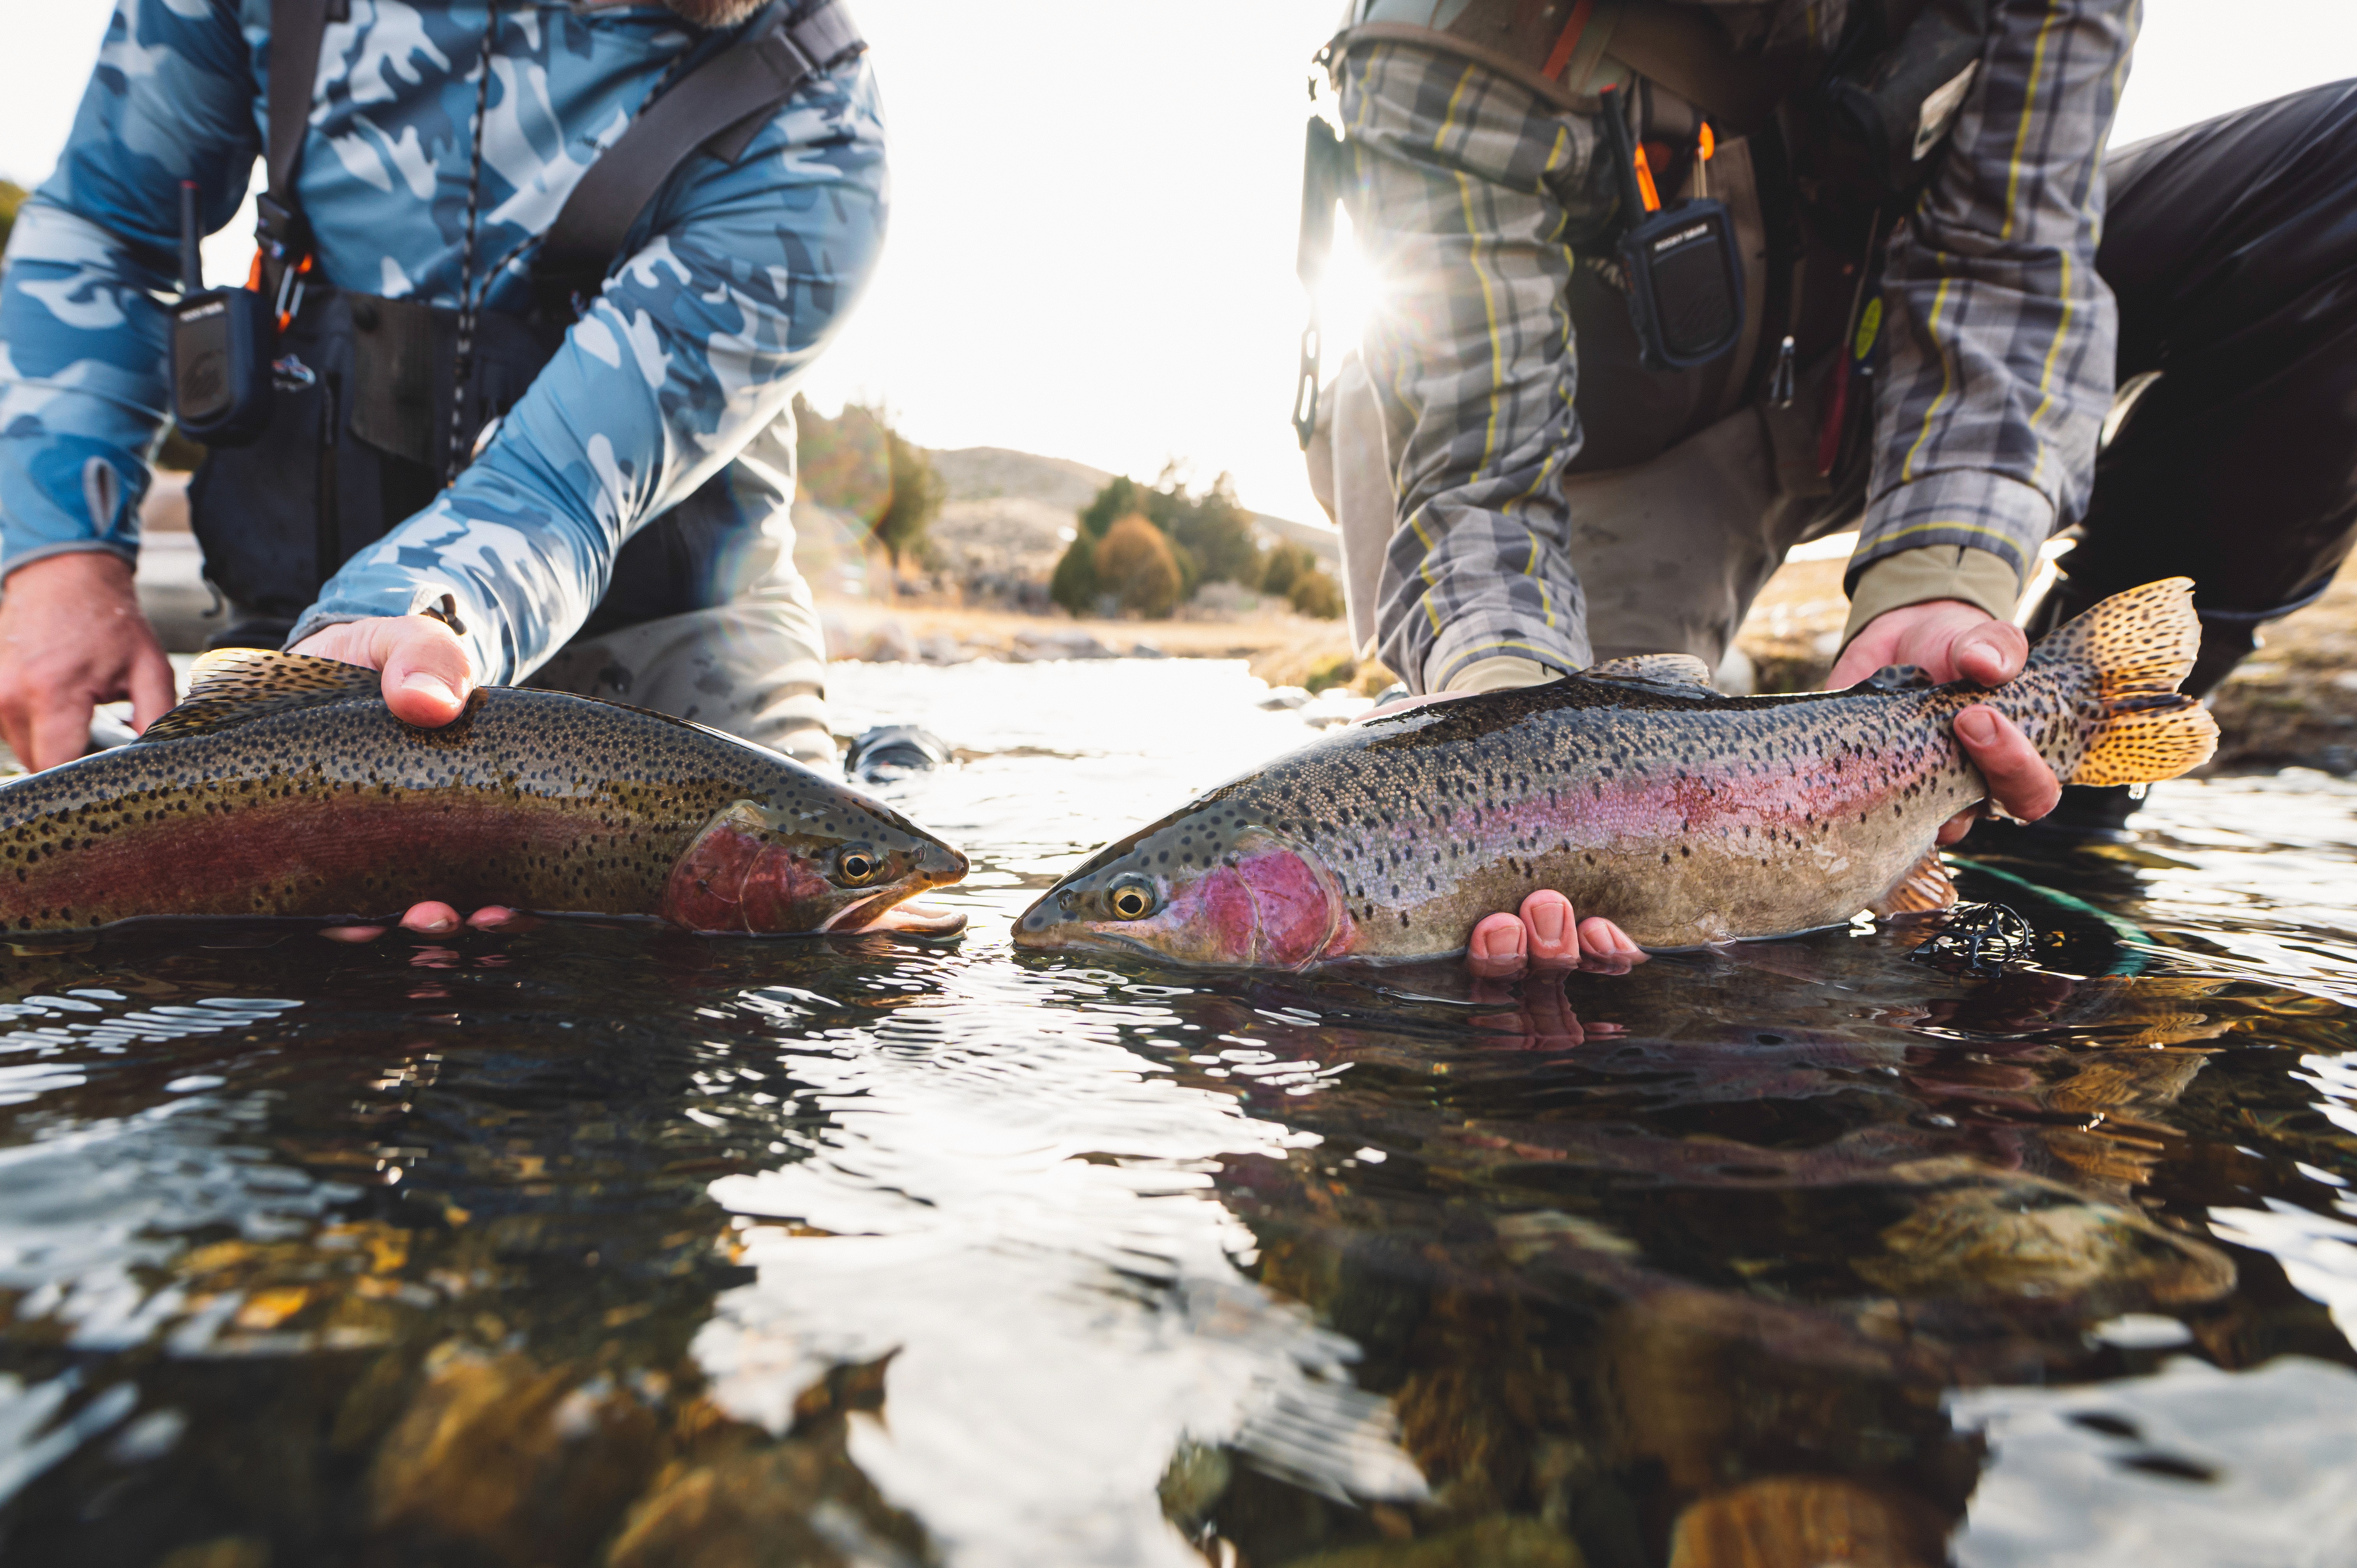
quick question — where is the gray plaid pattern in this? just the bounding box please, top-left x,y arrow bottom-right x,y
1339,41 -> 1617,693
1858,0 -> 2134,592
1336,0 -> 2134,690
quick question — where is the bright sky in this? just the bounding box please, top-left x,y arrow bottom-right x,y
5,2 -> 2353,526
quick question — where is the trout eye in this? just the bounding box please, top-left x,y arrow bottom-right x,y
1106,876 -> 1157,921
834,844 -> 880,885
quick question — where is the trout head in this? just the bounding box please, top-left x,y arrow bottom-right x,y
662,798 -> 968,935
1014,814 -> 1351,968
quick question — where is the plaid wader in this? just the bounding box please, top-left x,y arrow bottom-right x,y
1337,41 -> 1619,693
1335,1 -> 2142,693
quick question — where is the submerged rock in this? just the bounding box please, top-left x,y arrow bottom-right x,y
1288,1517 -> 1587,1568
1856,1166 -> 2235,1314
604,1437 -> 931,1568
1667,1476 -> 1942,1568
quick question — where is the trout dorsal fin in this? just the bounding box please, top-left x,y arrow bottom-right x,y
1869,844 -> 1958,918
136,649 -> 383,742
1582,653 -> 1716,697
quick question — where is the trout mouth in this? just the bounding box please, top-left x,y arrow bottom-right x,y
820,891 -> 889,932
820,862 -> 972,937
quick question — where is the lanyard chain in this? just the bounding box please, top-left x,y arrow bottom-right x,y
448,0 -> 501,482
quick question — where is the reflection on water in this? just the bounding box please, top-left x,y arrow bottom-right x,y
0,658 -> 2353,1565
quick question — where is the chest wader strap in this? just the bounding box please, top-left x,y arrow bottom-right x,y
198,0 -> 864,648
256,0 -> 338,313
532,0 -> 866,318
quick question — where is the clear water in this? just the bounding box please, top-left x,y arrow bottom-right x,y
3,658 -> 2355,1566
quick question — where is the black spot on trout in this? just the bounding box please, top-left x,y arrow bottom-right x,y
0,650 -> 967,935
1016,580 -> 2217,966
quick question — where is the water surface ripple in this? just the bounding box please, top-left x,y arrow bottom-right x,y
0,659 -> 2352,1566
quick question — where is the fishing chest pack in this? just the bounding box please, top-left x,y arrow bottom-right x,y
1297,0 -> 1992,472
170,0 -> 864,646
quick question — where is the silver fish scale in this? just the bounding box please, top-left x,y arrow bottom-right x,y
1113,669 -> 2101,956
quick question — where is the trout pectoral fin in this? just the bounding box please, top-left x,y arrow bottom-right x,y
1870,845 -> 1958,918
138,649 -> 387,742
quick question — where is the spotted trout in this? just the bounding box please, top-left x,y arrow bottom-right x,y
0,650 -> 967,935
1016,579 -> 2218,965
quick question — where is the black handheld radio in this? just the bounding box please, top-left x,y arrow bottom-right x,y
1597,86 -> 1746,373
167,181 -> 275,447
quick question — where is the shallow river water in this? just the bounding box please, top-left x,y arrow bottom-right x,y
3,658 -> 2357,1567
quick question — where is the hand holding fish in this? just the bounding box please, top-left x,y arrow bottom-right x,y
288,612 -> 519,941
1825,597 -> 2064,836
1018,581 -> 2217,969
1465,889 -> 1646,979
288,613 -> 475,729
1399,600 -> 2063,976
0,637 -> 968,937
0,552 -> 178,772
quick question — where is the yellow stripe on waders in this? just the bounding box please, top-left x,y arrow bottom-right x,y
2000,7 -> 2062,242
1899,277 -> 1956,482
2025,249 -> 2072,485
1869,518 -> 2030,558
1435,639 -> 1567,687
1512,180 -> 1580,632
1402,64 -> 1501,641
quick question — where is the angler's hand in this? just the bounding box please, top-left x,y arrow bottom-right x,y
1384,705 -> 1648,977
291,611 -> 519,940
0,552 -> 177,772
1466,890 -> 1646,979
289,611 -> 475,727
1829,599 -> 2061,840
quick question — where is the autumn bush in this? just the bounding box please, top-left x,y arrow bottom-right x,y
1094,515 -> 1183,618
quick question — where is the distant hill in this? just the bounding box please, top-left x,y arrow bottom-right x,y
922,445 -> 1338,586
929,447 -> 1116,514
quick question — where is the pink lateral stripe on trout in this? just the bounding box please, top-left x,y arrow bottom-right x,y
1016,579 -> 2218,966
0,650 -> 968,935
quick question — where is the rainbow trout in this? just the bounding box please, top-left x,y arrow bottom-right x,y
0,650 -> 967,935
1016,579 -> 2217,965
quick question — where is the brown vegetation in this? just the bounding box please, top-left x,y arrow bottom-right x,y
1094,515 -> 1184,618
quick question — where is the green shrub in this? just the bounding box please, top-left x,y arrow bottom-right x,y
0,182 -> 25,260
875,424 -> 945,570
1049,534 -> 1099,616
1289,569 -> 1343,620
1076,470 -> 1264,598
1262,540 -> 1317,597
792,395 -> 942,570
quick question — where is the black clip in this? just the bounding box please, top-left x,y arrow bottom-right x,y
421,593 -> 468,639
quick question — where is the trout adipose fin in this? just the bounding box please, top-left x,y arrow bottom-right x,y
2023,576 -> 2220,787
136,650 -> 385,742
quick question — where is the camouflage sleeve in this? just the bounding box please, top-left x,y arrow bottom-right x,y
289,55 -> 889,687
1849,0 -> 2137,607
0,0 -> 260,579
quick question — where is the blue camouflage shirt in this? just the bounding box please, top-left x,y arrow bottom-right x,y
0,0 -> 887,683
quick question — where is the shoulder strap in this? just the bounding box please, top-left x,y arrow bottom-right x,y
534,0 -> 865,310
258,0 -> 334,272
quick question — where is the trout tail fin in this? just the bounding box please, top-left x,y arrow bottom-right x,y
2027,577 -> 2219,786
